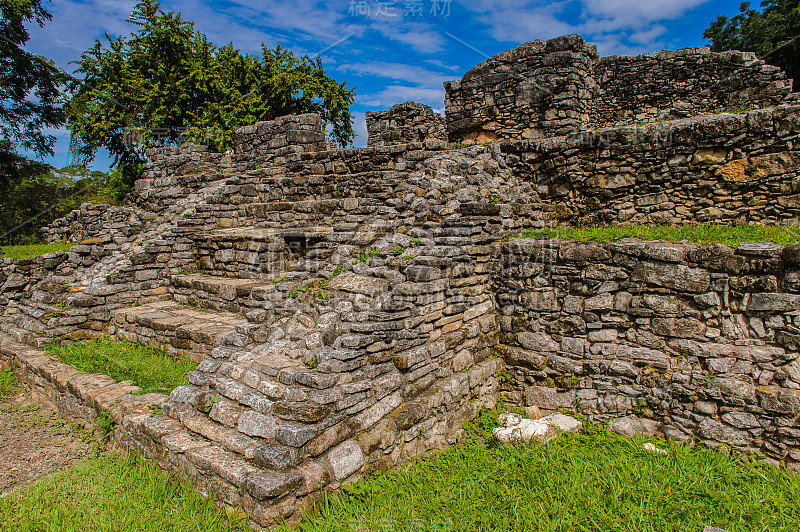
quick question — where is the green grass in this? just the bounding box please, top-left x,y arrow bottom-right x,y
0,242 -> 77,260
0,366 -> 16,400
522,224 -> 800,246
0,452 -> 249,532
286,422 -> 800,532
46,337 -> 197,394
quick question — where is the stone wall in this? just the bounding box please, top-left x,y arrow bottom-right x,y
232,113 -> 328,169
444,35 -> 794,142
366,102 -> 447,146
444,35 -> 599,142
596,48 -> 793,128
148,144 -> 545,527
12,33 -> 800,529
42,203 -> 152,244
0,329 -> 501,529
7,130 -> 548,528
496,238 -> 800,468
0,238 -> 172,347
502,105 -> 800,226
136,114 -> 325,215
141,142 -> 235,181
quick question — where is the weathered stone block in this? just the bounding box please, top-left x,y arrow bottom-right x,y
520,290 -> 559,311
237,410 -> 277,439
244,471 -> 303,500
328,439 -> 365,480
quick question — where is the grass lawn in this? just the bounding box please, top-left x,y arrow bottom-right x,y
46,337 -> 196,394
0,360 -> 244,532
0,243 -> 76,260
1,397 -> 796,532
522,224 -> 800,246
285,418 -> 800,532
0,452 -> 250,532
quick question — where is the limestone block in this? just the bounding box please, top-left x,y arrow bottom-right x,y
328,272 -> 389,297
237,410 -> 277,439
492,412 -> 582,444
608,415 -> 661,438
328,439 -> 365,480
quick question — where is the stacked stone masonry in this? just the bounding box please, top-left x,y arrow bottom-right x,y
1,34 -> 799,529
445,34 -> 794,142
496,238 -> 800,466
42,203 -> 153,244
502,105 -> 800,226
366,102 -> 447,146
2,126 -> 538,528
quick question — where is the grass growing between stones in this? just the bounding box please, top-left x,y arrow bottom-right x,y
0,243 -> 76,260
0,452 -> 250,532
288,423 -> 800,532
46,337 -> 196,394
522,224 -> 800,246
0,367 -> 16,400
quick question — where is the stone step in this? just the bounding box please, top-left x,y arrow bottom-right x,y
171,274 -> 280,318
239,196 -> 398,222
0,323 -> 35,346
191,226 -> 336,279
202,172 -> 407,205
111,301 -> 254,361
162,380 -> 322,462
132,410 -> 306,523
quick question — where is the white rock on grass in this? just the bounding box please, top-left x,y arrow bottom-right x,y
539,413 -> 583,434
492,412 -> 582,444
643,442 -> 668,455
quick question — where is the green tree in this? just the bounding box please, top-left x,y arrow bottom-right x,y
704,1 -> 800,82
0,1 -> 90,245
0,141 -> 106,244
0,0 -> 68,159
67,0 -> 355,191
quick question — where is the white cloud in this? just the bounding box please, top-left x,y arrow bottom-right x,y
424,59 -> 461,71
359,85 -> 445,109
629,24 -> 668,46
463,1 -> 579,45
338,61 -> 450,85
581,0 -> 710,29
369,21 -> 446,53
224,0 -> 354,43
26,0 -> 137,69
458,0 -> 712,56
341,61 -> 449,111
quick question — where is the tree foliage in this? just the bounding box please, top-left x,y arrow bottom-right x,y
67,0 -> 356,183
0,141 -> 107,245
0,0 -> 68,158
704,0 -> 800,82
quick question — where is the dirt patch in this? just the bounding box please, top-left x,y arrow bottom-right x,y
0,382 -> 100,495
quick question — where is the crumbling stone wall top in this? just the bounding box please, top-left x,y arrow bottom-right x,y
232,113 -> 327,162
366,101 -> 447,147
444,34 -> 598,142
444,34 -> 795,142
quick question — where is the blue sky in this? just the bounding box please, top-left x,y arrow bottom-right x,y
25,0 -> 743,171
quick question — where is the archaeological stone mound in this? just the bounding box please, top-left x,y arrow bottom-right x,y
2,34 -> 800,528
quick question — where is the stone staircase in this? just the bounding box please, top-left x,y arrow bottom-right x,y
82,141 -> 547,527
111,301 -> 255,361
170,275 -> 281,317
189,226 -> 335,279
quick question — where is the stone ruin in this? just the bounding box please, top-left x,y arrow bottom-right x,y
1,34 -> 800,528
